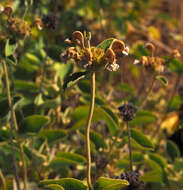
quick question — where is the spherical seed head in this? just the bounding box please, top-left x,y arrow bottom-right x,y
95,154 -> 109,170
42,14 -> 56,30
118,103 -> 137,121
120,171 -> 144,190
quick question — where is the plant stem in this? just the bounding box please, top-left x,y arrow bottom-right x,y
86,72 -> 95,190
139,75 -> 156,109
2,60 -> 20,190
0,169 -> 6,190
20,143 -> 28,190
127,122 -> 133,171
9,63 -> 28,190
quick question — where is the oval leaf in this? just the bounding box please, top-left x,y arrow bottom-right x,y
56,152 -> 86,164
39,178 -> 87,190
166,140 -> 181,161
97,38 -> 115,51
19,115 -> 49,133
130,129 -> 154,150
45,184 -> 65,190
94,177 -> 129,190
39,129 -> 67,143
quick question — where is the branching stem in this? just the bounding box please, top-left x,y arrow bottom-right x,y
86,72 -> 95,190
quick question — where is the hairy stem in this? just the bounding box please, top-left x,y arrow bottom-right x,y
127,122 -> 133,171
2,60 -> 20,190
86,72 -> 95,190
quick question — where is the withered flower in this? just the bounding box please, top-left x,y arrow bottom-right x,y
133,43 -> 166,73
60,31 -> 129,72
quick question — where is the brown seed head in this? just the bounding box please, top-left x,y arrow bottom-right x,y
72,31 -> 85,49
111,40 -> 125,55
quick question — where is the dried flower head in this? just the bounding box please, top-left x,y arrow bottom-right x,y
61,31 -> 129,72
72,31 -> 85,49
134,51 -> 165,73
118,103 -> 137,122
171,49 -> 181,58
3,5 -> 13,17
7,17 -> 31,38
111,40 -> 125,56
34,18 -> 43,30
145,42 -> 155,56
42,14 -> 56,30
114,171 -> 144,190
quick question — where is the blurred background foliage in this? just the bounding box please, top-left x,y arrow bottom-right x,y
0,0 -> 183,189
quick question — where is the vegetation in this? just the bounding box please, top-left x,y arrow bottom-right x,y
0,0 -> 183,190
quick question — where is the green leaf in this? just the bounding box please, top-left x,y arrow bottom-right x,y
0,95 -> 21,117
56,152 -> 86,164
115,159 -> 129,169
45,184 -> 65,190
149,153 -> 167,169
6,55 -> 17,66
156,75 -> 168,86
71,106 -> 119,135
140,170 -> 162,183
168,59 -> 183,74
19,115 -> 49,133
54,63 -> 73,80
129,111 -> 157,126
129,129 -> 154,150
77,80 -> 91,94
39,130 -> 67,143
94,177 -> 129,190
63,72 -> 87,90
124,151 -> 144,164
80,129 -> 107,150
14,80 -> 39,93
140,159 -> 163,183
5,39 -> 17,57
39,178 -> 87,190
166,140 -> 181,161
97,38 -> 115,51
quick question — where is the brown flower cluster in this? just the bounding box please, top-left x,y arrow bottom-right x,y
134,43 -> 181,73
61,31 -> 129,72
7,17 -> 31,38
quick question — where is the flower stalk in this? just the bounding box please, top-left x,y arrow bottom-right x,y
86,72 -> 95,190
127,121 -> 133,171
